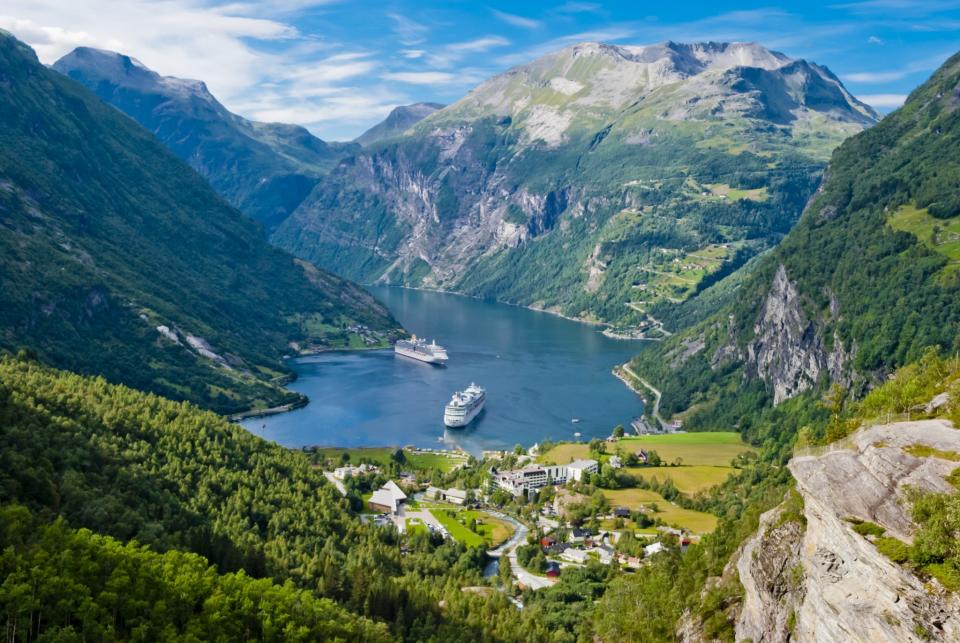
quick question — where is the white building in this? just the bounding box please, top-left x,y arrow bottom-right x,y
369,480 -> 407,514
494,459 -> 599,495
333,463 -> 378,480
561,548 -> 590,564
644,542 -> 666,557
566,459 -> 600,482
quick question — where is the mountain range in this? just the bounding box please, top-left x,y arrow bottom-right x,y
270,41 -> 878,329
0,32 -> 400,414
1,23 -> 960,643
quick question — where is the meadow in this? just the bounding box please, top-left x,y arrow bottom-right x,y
599,488 -> 718,534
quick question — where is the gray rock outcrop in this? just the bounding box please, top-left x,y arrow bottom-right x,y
736,419 -> 960,642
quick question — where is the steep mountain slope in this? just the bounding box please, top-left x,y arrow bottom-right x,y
275,41 -> 877,328
355,102 -> 444,146
0,32 -> 400,414
631,49 -> 960,432
54,47 -> 359,229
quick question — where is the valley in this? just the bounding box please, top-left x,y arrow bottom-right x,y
0,9 -> 958,642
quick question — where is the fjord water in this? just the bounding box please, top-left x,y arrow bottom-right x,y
244,287 -> 645,455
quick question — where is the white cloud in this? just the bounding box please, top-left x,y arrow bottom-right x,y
845,70 -> 905,82
492,10 -> 541,30
388,12 -> 428,45
400,49 -> 426,59
382,71 -> 458,85
867,35 -> 884,44
427,35 -> 510,68
858,93 -> 907,108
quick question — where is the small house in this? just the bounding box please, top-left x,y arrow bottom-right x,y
613,507 -> 631,518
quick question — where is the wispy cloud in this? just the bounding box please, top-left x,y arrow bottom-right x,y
427,35 -> 510,68
388,12 -> 428,45
382,71 -> 457,84
492,10 -> 541,30
867,35 -> 884,44
857,93 -> 908,108
842,52 -> 950,84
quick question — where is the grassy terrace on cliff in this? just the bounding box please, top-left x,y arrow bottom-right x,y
0,32 -> 401,414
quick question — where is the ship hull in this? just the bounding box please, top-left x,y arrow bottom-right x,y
444,402 -> 485,428
395,346 -> 448,364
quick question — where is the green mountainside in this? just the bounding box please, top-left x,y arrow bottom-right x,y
630,50 -> 960,440
53,47 -> 359,230
274,41 -> 877,331
0,33 -> 400,414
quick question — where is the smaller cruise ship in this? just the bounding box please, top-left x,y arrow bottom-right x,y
394,335 -> 448,364
444,383 -> 486,428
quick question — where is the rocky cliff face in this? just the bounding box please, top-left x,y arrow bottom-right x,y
735,419 -> 960,642
273,41 -> 876,326
745,265 -> 852,404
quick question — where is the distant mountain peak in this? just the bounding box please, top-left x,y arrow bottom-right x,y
53,46 -> 359,229
355,102 -> 445,146
426,39 -> 878,139
54,47 -> 216,105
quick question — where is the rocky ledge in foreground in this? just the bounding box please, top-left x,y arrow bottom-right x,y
737,419 -> 960,642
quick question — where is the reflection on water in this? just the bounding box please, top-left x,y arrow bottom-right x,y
244,287 -> 646,456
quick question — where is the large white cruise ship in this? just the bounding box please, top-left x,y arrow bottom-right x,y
443,383 -> 486,428
394,335 -> 448,364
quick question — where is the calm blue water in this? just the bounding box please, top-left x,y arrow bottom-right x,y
243,287 -> 645,455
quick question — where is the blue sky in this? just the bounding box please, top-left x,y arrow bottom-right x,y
3,0 -> 959,140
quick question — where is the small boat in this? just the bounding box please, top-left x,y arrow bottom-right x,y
571,418 -> 580,424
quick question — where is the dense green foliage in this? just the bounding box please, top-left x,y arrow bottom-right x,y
0,505 -> 391,642
0,357 -> 516,640
0,33 -> 399,413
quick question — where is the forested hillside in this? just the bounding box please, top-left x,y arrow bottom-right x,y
54,47 -> 359,230
0,32 -> 400,414
630,49 -> 960,439
0,356 -> 530,641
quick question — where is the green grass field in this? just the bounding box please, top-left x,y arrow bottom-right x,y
619,432 -> 755,467
600,488 -> 717,534
428,508 -> 514,548
541,432 -> 753,468
889,204 -> 960,265
626,465 -> 737,494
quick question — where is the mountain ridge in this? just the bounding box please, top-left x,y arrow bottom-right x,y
0,32 -> 401,414
53,46 -> 359,229
273,40 -> 877,328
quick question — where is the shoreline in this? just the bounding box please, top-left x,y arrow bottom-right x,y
366,283 -> 622,332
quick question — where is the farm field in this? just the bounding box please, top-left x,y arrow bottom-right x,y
619,432 -> 754,467
888,204 -> 960,272
626,465 -> 736,494
600,488 -> 718,534
540,432 -> 754,469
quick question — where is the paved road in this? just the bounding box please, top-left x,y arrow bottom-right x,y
621,364 -> 671,432
485,510 -> 555,591
322,471 -> 347,496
